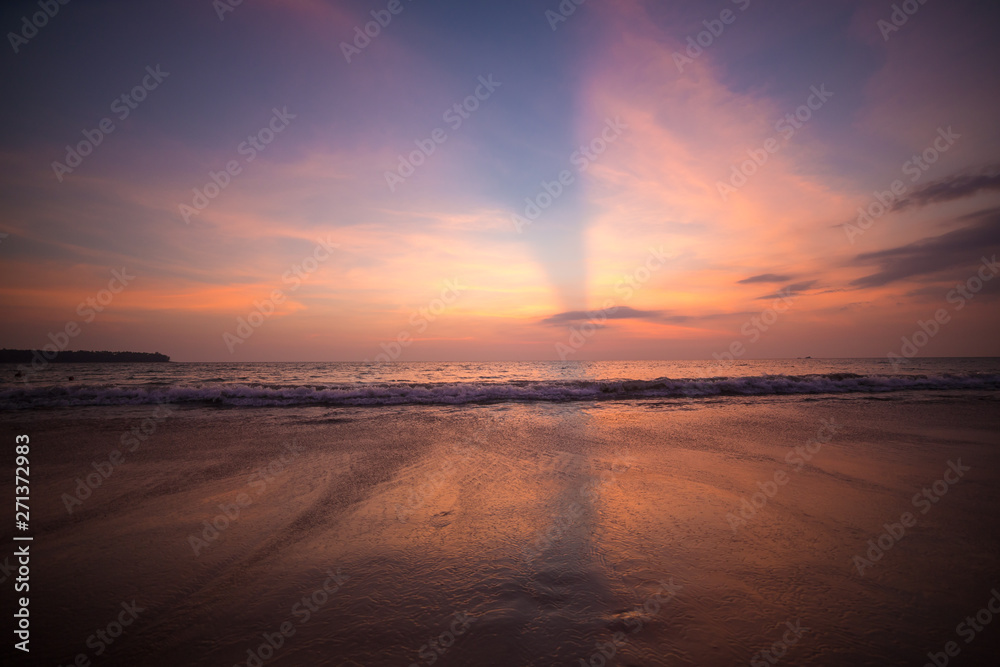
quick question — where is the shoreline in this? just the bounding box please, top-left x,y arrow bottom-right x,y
3,393 -> 999,665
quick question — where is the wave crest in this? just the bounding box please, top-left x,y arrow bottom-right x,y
2,373 -> 999,409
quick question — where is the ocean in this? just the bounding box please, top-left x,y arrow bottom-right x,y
2,359 -> 999,666
3,357 -> 1000,409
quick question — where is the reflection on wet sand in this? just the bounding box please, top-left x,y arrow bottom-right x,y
9,393 -> 1000,665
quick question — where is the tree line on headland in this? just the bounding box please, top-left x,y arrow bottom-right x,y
0,349 -> 170,363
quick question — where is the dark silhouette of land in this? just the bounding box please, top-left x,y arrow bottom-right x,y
0,349 -> 170,363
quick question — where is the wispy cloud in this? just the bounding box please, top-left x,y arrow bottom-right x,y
892,165 -> 1000,212
757,281 -> 817,299
540,306 -> 662,325
738,273 -> 793,284
851,209 -> 1000,288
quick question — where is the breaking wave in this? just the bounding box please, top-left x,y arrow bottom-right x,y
2,373 -> 999,409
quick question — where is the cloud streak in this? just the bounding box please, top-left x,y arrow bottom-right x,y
891,165 -> 1000,212
738,273 -> 793,284
540,306 -> 662,325
851,209 -> 1000,288
756,281 -> 817,299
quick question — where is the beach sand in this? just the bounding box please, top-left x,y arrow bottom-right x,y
4,392 -> 999,666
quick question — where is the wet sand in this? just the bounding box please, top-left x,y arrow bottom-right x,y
3,392 -> 999,666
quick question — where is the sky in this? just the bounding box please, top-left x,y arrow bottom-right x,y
1,0 -> 999,362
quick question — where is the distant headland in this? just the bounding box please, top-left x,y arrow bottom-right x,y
0,349 -> 170,363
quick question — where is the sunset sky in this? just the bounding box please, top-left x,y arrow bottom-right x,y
1,0 -> 999,361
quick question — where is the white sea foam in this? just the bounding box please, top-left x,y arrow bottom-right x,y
2,373 -> 998,409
